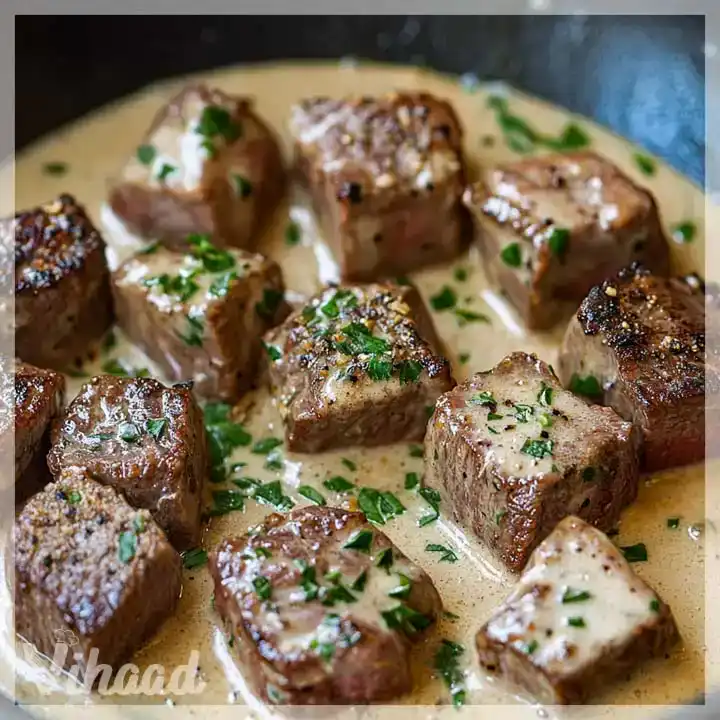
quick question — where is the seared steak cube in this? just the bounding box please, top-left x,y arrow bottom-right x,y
108,84 -> 284,250
463,151 -> 670,329
265,282 -> 454,453
476,515 -> 679,704
11,468 -> 182,678
47,375 -> 207,550
112,237 -> 289,402
11,194 -> 114,370
14,361 -> 66,502
291,93 -> 468,280
558,264 -> 714,472
209,506 -> 441,704
424,352 -> 638,572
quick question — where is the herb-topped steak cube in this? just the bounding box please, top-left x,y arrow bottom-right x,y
112,235 -> 289,401
109,84 -> 284,250
291,93 -> 468,280
463,152 -> 670,329
47,375 -> 207,550
424,352 -> 638,572
558,265 -> 714,472
11,194 -> 114,370
476,516 -> 679,704
14,361 -> 65,502
209,506 -> 441,704
265,282 -> 454,453
11,468 -> 182,677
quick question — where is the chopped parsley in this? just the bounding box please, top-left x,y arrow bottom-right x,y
513,404 -> 534,423
470,391 -> 495,407
500,243 -> 522,268
538,382 -> 553,406
118,422 -> 141,443
156,163 -> 177,181
100,359 -> 149,378
454,267 -> 468,282
458,352 -> 470,365
208,489 -> 245,516
136,144 -> 156,165
548,227 -> 570,256
455,308 -> 491,325
255,288 -> 284,321
667,517 -> 680,529
425,543 -> 458,563
569,373 -> 602,398
101,330 -> 117,353
672,221 -> 696,244
188,233 -> 235,272
521,438 -> 553,458
367,356 -> 393,382
620,543 -> 648,563
342,529 -> 373,553
323,476 -> 355,493
381,605 -> 432,636
350,570 -> 368,592
494,510 -> 507,524
263,342 -> 282,362
523,640 -> 539,655
208,270 -> 238,298
418,486 -> 442,527
252,576 -> 272,601
251,437 -> 283,455
143,272 -> 200,302
430,286 -> 457,311
357,488 -> 405,525
67,490 -> 82,505
408,445 -> 424,458
376,547 -> 394,571
633,152 -> 656,176
232,174 -> 252,198
118,531 -> 137,564
42,161 -> 68,176
561,588 -> 592,604
182,548 -> 208,570
567,616 -> 586,628
285,221 -> 301,246
538,412 -> 553,428
398,359 -> 423,384
177,314 -> 204,347
405,472 -> 420,490
341,458 -> 357,472
145,418 -> 167,440
434,639 -> 466,708
298,485 -> 326,506
196,105 -> 242,144
252,481 -> 294,511
387,573 -> 412,599
650,599 -> 660,613
335,322 -> 390,356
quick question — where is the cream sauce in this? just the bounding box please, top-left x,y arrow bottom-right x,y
2,61 -> 717,718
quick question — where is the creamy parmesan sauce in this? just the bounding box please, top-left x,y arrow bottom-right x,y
2,61 -> 717,719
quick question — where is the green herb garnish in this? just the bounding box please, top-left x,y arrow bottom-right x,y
350,570 -> 368,592
548,227 -> 570,256
633,152 -> 656,176
196,105 -> 241,143
434,640 -> 466,707
650,599 -> 660,612
342,529 -> 373,553
409,445 -> 424,458
569,373 -> 602,398
376,547 -> 393,572
118,531 -> 137,564
418,487 -> 441,526
620,543 -> 648,563
255,288 -> 284,321
182,548 -> 208,570
232,174 -> 252,198
367,356 -> 393,382
177,314 -> 204,347
454,267 -> 468,282
405,472 -> 420,490
298,485 -> 326,506
667,517 -> 680,529
381,605 -> 432,636
323,476 -> 355,493
357,488 -> 405,525
341,458 -> 356,472
136,144 -> 156,165
252,576 -> 272,600
567,616 -> 586,628
156,163 -> 177,181
455,309 -> 491,325
251,437 -> 283,455
208,270 -> 238,298
208,489 -> 245,516
398,359 -> 423,384
430,286 -> 457,311
285,221 -> 301,246
425,543 -> 458,563
672,221 -> 696,244
500,243 -> 522,268
252,481 -> 294,511
387,573 -> 412,599
561,588 -> 592,604
469,391 -> 495,407
118,421 -> 141,443
145,418 -> 167,440
521,438 -> 553,459
537,382 -> 553,406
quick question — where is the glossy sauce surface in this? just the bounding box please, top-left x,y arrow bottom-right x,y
2,62 -> 715,718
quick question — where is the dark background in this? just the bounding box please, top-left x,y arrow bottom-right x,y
15,15 -> 706,184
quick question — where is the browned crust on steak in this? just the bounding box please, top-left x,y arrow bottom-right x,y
111,241 -> 289,402
14,361 -> 66,502
11,468 -> 182,675
108,84 -> 285,250
463,151 -> 670,330
425,352 -> 638,572
265,282 -> 454,452
47,375 -> 208,549
12,195 -> 114,369
558,264 -> 714,471
291,92 -> 469,280
209,506 -> 441,705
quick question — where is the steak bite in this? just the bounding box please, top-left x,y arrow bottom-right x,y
424,352 -> 638,573
112,235 -> 289,402
558,265 -> 714,472
11,468 -> 182,678
47,375 -> 207,550
108,84 -> 284,250
209,505 -> 442,705
265,281 -> 454,453
14,361 -> 66,502
463,151 -> 670,330
11,194 -> 114,370
291,93 -> 468,280
476,515 -> 679,705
